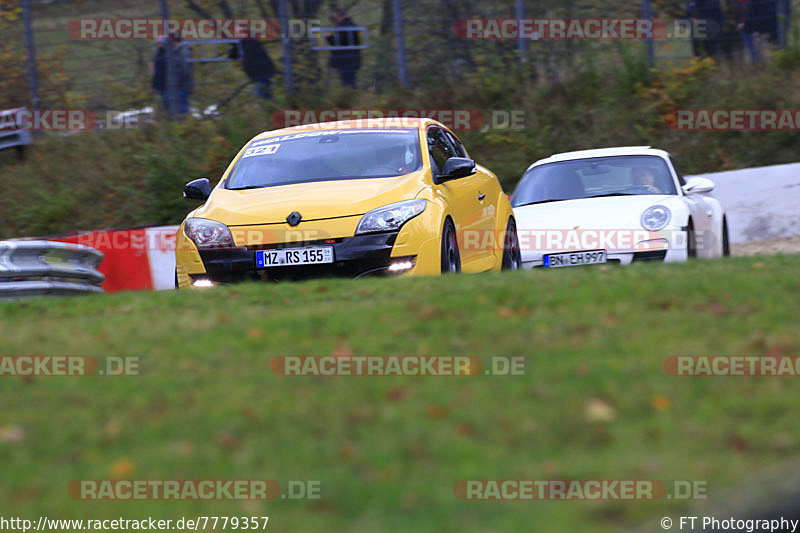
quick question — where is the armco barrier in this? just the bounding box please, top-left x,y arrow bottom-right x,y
43,225 -> 179,293
0,240 -> 104,298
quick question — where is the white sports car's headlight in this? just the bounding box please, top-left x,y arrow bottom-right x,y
641,205 -> 671,231
355,199 -> 426,235
184,218 -> 234,248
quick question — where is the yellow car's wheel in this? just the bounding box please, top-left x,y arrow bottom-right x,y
502,218 -> 522,270
441,219 -> 461,274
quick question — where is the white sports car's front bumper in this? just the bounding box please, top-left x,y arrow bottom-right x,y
519,228 -> 689,269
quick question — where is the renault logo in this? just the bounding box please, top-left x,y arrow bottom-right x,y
286,211 -> 302,226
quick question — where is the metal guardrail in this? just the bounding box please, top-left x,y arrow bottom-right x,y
0,108 -> 33,158
0,240 -> 105,299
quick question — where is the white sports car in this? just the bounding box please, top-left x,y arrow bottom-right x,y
510,146 -> 729,269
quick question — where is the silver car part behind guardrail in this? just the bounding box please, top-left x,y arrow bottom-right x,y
0,240 -> 104,299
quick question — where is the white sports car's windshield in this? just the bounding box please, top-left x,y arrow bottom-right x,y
225,128 -> 422,190
512,155 -> 677,207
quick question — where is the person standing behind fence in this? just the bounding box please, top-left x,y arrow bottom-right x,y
686,0 -> 724,57
153,34 -> 193,115
229,40 -> 276,99
735,0 -> 778,63
171,34 -> 194,115
327,8 -> 361,88
152,36 -> 168,110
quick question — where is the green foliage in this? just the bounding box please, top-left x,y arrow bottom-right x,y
616,43 -> 655,96
771,44 -> 800,70
137,125 -> 202,225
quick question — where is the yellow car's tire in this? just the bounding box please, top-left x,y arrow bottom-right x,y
441,219 -> 461,274
502,218 -> 521,270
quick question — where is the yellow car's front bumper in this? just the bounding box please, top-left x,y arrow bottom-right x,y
175,214 -> 442,289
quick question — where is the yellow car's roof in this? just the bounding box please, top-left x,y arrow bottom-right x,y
252,117 -> 439,141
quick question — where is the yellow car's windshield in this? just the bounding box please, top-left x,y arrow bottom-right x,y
225,128 -> 422,190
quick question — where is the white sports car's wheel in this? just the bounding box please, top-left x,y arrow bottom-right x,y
722,217 -> 730,257
687,221 -> 698,259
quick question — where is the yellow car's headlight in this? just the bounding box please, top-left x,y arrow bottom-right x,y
355,199 -> 426,235
184,218 -> 234,248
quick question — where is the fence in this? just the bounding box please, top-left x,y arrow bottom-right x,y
0,240 -> 105,298
0,0 -> 796,120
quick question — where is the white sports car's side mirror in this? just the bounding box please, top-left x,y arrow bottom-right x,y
683,177 -> 715,194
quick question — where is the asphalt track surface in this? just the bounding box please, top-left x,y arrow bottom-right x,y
693,162 -> 800,244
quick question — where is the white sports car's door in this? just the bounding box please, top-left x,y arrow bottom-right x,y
682,193 -> 715,257
669,156 -> 713,258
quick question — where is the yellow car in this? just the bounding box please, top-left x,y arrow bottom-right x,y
175,118 -> 520,288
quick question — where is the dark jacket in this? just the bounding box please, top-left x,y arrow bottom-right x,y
327,17 -> 362,72
240,40 -> 276,82
173,42 -> 194,94
735,0 -> 778,35
686,0 -> 724,24
686,0 -> 724,43
152,46 -> 166,92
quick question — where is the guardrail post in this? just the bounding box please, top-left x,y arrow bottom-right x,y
22,0 -> 40,112
515,0 -> 526,64
159,0 -> 178,120
278,0 -> 295,94
642,0 -> 655,66
392,0 -> 408,87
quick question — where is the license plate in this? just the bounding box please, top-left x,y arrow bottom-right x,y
256,246 -> 334,268
543,250 -> 607,268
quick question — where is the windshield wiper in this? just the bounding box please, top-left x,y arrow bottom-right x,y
228,185 -> 267,191
513,199 -> 571,207
583,192 -> 638,199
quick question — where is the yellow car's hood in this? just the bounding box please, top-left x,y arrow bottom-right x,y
194,172 -> 426,226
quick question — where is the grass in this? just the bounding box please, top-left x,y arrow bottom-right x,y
1,255 -> 799,531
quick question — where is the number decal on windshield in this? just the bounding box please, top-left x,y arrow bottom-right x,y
242,144 -> 280,158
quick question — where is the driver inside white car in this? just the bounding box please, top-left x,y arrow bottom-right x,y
631,167 -> 661,194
